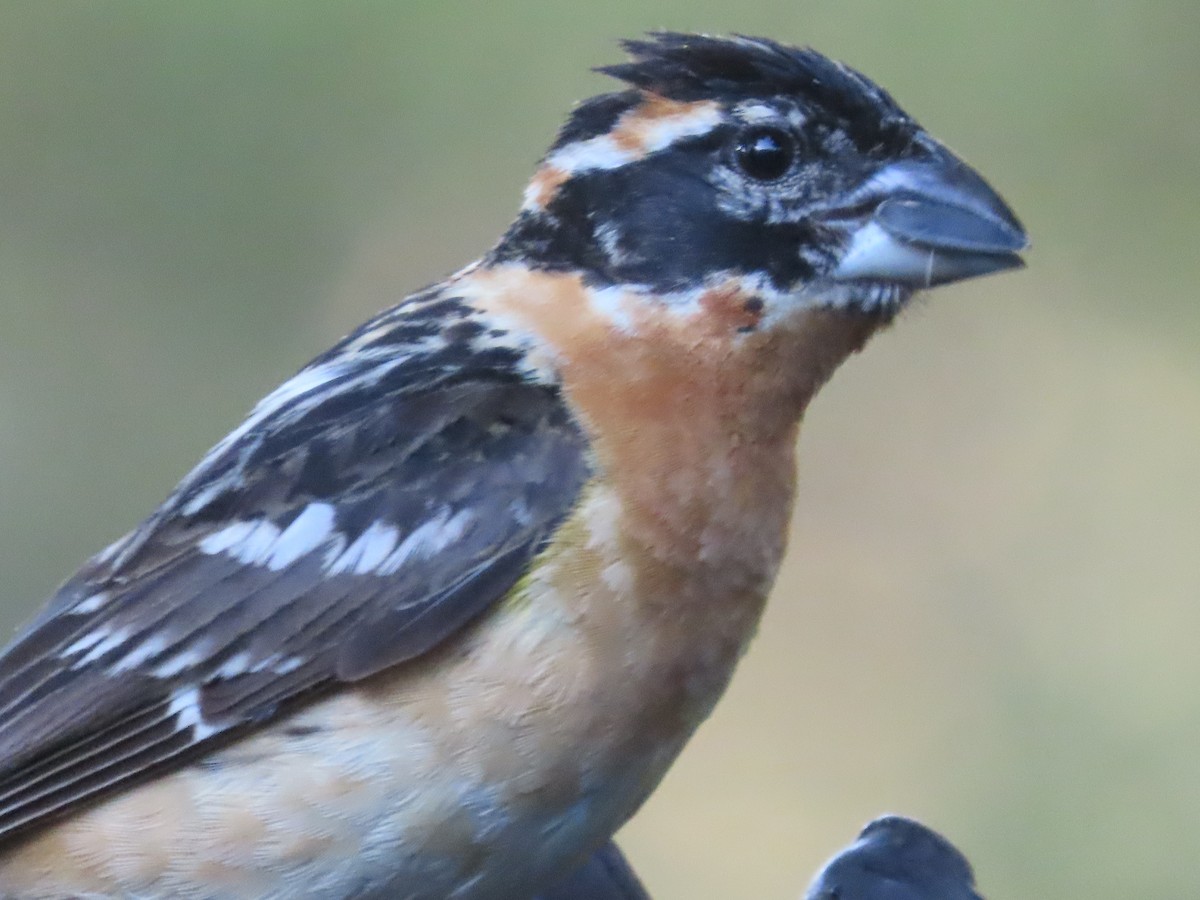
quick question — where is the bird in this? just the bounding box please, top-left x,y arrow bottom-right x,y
805,815 -> 985,900
0,32 -> 1026,899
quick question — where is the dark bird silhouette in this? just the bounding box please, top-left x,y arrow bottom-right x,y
806,816 -> 985,900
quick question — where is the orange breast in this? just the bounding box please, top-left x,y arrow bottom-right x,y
0,265 -> 882,898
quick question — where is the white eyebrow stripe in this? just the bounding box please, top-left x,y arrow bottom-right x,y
638,105 -> 724,150
546,137 -> 636,173
736,102 -> 779,123
734,101 -> 809,130
543,102 -> 724,176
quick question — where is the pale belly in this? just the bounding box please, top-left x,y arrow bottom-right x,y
0,477 -> 781,899
0,583 -> 740,900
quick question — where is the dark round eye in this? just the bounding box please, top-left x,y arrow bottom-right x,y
734,126 -> 796,181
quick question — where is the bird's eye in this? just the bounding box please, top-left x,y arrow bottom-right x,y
733,126 -> 796,181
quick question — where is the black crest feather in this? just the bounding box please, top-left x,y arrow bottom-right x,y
598,32 -> 908,122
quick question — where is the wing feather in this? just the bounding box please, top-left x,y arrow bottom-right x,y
0,305 -> 590,842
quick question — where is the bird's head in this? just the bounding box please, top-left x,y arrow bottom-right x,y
806,815 -> 984,900
490,32 -> 1027,324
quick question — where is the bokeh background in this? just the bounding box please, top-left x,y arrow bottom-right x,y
1,3 -> 1198,897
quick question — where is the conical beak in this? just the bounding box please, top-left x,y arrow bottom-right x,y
829,147 -> 1028,288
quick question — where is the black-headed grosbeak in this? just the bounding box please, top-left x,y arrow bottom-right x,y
0,33 -> 1025,898
805,816 -> 983,900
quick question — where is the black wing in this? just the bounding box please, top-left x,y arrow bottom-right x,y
0,294 -> 590,842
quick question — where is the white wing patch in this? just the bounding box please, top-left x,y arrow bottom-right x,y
199,502 -> 477,580
167,686 -> 221,740
215,650 -> 254,678
61,628 -> 108,660
377,509 -> 475,576
199,519 -> 278,563
64,626 -> 134,668
109,634 -> 169,674
199,503 -> 337,571
72,590 -> 112,615
152,643 -> 212,678
324,521 -> 400,576
264,503 -> 336,571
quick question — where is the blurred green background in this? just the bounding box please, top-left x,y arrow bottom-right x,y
1,2 -> 1198,897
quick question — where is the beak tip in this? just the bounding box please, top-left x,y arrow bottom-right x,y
831,155 -> 1030,289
